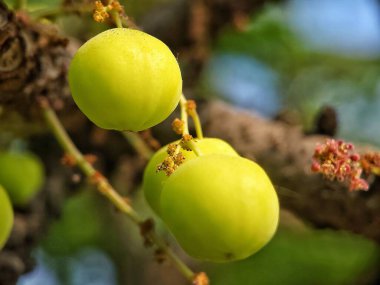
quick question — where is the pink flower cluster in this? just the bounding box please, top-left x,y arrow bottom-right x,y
311,139 -> 369,191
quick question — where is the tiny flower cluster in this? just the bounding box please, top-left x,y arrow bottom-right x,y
311,139 -> 369,191
157,142 -> 186,176
172,118 -> 185,135
93,0 -> 123,23
193,272 -> 209,285
186,100 -> 197,117
156,133 -> 198,176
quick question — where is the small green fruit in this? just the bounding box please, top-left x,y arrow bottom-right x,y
160,154 -> 279,262
0,185 -> 13,250
69,28 -> 182,131
143,138 -> 238,215
0,152 -> 44,206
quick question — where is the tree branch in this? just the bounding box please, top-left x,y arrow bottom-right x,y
200,101 -> 380,242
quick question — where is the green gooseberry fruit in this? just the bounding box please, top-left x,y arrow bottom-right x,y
0,185 -> 14,250
0,151 -> 45,206
68,28 -> 182,131
143,138 -> 238,215
160,154 -> 279,262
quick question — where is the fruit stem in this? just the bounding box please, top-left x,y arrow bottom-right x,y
122,131 -> 153,160
110,9 -> 123,28
186,140 -> 203,156
180,94 -> 204,139
191,111 -> 204,139
41,101 -> 198,282
185,99 -> 204,140
180,95 -> 190,135
179,95 -> 204,155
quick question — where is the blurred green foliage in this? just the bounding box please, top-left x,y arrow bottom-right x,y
211,5 -> 380,145
216,7 -> 306,74
209,229 -> 379,285
4,0 -> 60,10
42,189 -> 106,255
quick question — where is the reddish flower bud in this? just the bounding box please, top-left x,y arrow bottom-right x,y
311,139 -> 368,191
311,161 -> 321,172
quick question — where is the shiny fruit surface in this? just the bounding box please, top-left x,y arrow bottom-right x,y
69,28 -> 182,131
160,154 -> 279,262
143,138 -> 238,215
0,151 -> 44,206
0,185 -> 13,250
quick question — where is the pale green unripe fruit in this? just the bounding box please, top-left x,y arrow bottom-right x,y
69,28 -> 182,131
0,185 -> 13,250
0,152 -> 44,206
143,138 -> 238,215
160,154 -> 279,262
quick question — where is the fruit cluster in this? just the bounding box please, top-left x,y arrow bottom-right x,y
0,151 -> 44,250
69,27 -> 279,262
143,138 -> 279,262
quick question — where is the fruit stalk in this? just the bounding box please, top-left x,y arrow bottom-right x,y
122,131 -> 154,160
180,94 -> 204,139
179,95 -> 203,156
41,100 -> 197,282
110,9 -> 122,28
191,110 -> 204,139
180,95 -> 190,135
186,98 -> 204,140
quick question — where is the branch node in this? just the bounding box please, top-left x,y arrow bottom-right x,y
61,153 -> 77,167
139,218 -> 155,247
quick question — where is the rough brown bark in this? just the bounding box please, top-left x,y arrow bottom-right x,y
0,2 -> 74,117
201,101 -> 380,242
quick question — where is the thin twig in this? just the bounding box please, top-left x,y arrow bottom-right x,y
40,100 -> 196,282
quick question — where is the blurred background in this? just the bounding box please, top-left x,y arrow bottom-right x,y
1,0 -> 380,284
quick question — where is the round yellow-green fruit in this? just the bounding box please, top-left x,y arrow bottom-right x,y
143,138 -> 238,215
160,154 -> 279,262
0,152 -> 44,206
68,28 -> 182,131
0,185 -> 13,250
